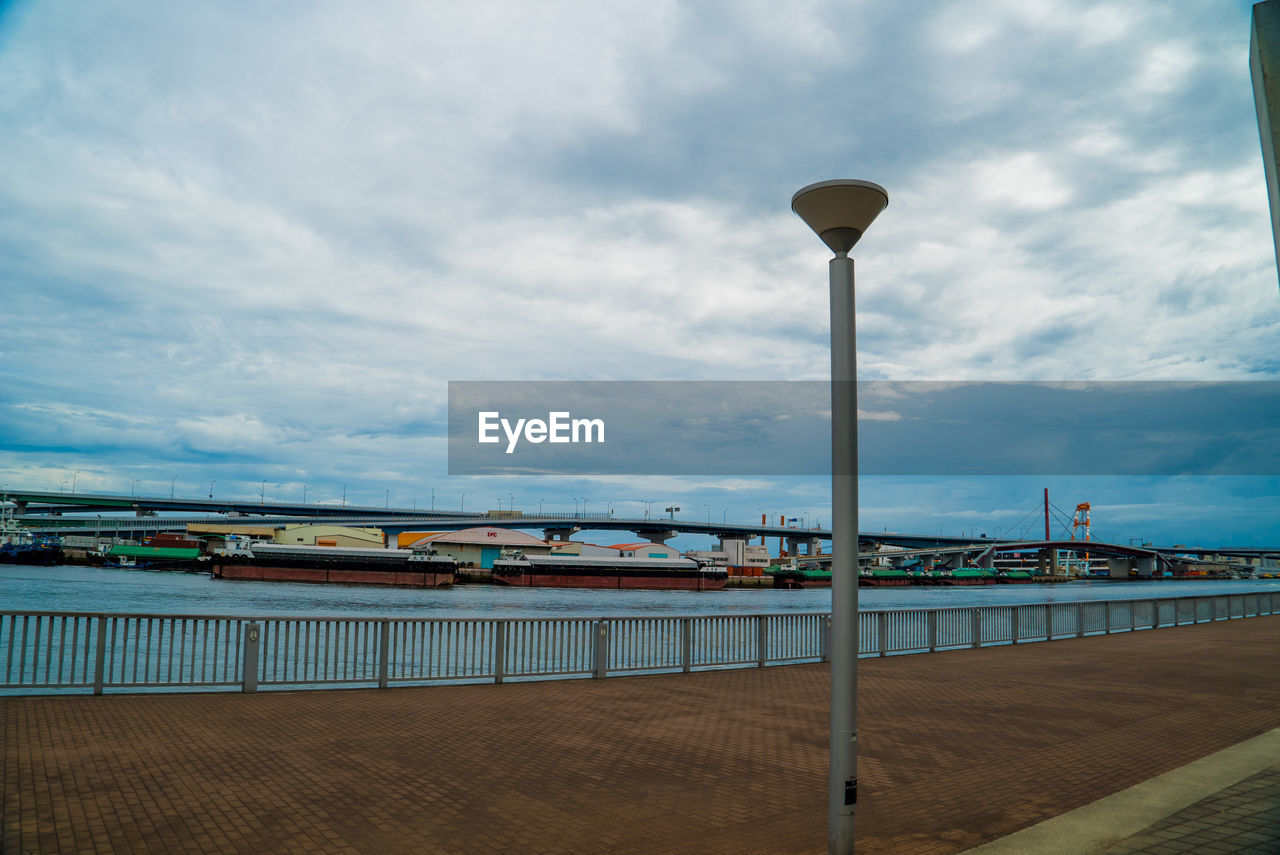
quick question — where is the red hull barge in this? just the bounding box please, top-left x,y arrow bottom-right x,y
493,555 -> 727,591
212,543 -> 455,589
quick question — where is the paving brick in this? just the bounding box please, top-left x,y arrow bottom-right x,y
2,616 -> 1280,853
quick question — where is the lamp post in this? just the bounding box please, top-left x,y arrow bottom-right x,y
792,178 -> 888,855
170,475 -> 176,499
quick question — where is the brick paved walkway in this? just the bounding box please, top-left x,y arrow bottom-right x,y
1096,762 -> 1280,855
3,616 -> 1279,854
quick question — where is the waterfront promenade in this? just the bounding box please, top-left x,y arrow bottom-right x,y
3,616 -> 1279,854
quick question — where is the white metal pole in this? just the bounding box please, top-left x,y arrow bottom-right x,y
828,254 -> 859,853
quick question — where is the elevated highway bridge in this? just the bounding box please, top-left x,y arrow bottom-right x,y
5,490 -> 1277,571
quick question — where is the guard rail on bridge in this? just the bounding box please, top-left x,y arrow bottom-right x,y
2,593 -> 1275,695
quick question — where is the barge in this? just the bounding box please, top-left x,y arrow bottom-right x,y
212,543 -> 456,588
491,554 -> 728,591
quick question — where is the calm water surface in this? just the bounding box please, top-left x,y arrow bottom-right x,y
3,564 -> 1279,619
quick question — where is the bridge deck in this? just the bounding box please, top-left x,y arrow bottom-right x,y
4,616 -> 1279,854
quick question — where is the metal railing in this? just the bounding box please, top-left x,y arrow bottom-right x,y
2,592 -> 1274,695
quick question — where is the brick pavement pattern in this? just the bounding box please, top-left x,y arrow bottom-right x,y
3,616 -> 1279,854
1097,762 -> 1280,855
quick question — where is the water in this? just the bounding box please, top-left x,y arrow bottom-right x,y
4,564 -> 1280,619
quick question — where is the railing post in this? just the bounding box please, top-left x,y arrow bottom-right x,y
93,615 -> 107,696
1011,606 -> 1020,644
1104,603 -> 1112,635
378,620 -> 390,689
757,616 -> 768,668
681,618 -> 693,673
821,615 -> 832,663
1151,599 -> 1159,629
494,620 -> 507,684
927,610 -> 937,652
971,609 -> 981,649
1045,604 -> 1053,640
877,611 -> 888,658
242,622 -> 261,694
1076,603 -> 1085,638
593,620 -> 609,679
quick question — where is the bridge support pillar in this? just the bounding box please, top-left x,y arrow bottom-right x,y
1109,558 -> 1131,579
1135,555 -> 1157,578
1039,549 -> 1060,576
786,536 -> 820,556
544,527 -> 581,542
977,552 -> 994,569
638,529 -> 677,544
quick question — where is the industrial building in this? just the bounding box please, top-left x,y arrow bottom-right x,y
403,527 -> 553,568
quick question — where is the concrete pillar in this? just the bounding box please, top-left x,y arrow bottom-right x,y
638,529 -> 677,544
1037,550 -> 1048,575
977,551 -> 994,569
1108,557 -> 1131,579
543,527 -> 580,542
1135,555 -> 1157,578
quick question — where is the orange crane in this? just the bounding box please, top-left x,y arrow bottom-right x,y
1071,502 -> 1092,573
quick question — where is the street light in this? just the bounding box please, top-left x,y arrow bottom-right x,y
792,177 -> 888,855
209,480 -> 215,499
170,475 -> 176,499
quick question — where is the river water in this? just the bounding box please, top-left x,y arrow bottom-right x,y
4,564 -> 1280,619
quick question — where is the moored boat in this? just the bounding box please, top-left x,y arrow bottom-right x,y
212,543 -> 456,588
492,554 -> 727,591
859,568 -> 912,587
935,568 -> 997,586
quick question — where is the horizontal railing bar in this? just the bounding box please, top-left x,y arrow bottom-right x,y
4,591 -> 1278,624
1,592 -> 1274,696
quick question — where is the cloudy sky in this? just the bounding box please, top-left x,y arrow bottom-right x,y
1,0 -> 1278,547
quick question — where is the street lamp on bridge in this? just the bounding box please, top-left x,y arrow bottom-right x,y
792,177 -> 888,855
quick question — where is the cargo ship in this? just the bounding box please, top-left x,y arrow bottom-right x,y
766,561 -> 831,589
212,543 -> 456,588
491,554 -> 727,591
0,533 -> 63,565
934,568 -> 997,586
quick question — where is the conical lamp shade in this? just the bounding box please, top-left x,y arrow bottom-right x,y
792,179 -> 888,254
